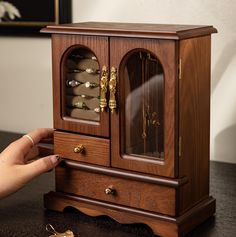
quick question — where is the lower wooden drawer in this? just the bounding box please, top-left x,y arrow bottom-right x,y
55,166 -> 176,216
54,131 -> 110,166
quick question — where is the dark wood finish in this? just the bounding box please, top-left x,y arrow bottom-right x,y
178,36 -> 212,214
42,23 -> 217,237
45,192 -> 178,237
41,22 -> 217,40
54,131 -> 110,166
64,160 -> 188,188
51,34 -> 110,137
110,37 -> 178,178
55,166 -> 176,216
1,131 -> 235,237
44,192 -> 215,237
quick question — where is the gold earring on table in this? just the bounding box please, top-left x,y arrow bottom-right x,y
46,224 -> 74,237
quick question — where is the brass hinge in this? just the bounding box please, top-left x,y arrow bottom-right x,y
178,59 -> 182,80
178,136 -> 182,157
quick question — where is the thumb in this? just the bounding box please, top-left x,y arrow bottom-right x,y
22,155 -> 61,181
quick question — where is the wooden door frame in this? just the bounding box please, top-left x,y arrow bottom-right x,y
110,37 -> 179,178
52,34 -> 110,137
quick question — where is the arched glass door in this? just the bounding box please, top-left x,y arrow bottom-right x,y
122,50 -> 164,160
110,37 -> 177,177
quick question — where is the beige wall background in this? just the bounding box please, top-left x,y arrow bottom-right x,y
0,0 -> 235,163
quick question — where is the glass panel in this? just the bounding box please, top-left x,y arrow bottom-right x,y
63,48 -> 100,122
123,51 -> 164,160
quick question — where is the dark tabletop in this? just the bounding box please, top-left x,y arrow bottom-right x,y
0,131 -> 235,237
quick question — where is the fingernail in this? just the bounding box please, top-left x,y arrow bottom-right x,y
50,155 -> 61,164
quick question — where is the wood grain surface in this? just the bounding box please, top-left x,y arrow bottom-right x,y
54,131 -> 110,166
55,166 -> 176,216
178,36 -> 212,214
42,22 -> 217,40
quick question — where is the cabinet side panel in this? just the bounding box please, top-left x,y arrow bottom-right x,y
179,36 -> 211,213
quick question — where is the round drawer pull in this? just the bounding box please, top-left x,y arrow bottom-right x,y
74,144 -> 85,153
104,186 -> 115,195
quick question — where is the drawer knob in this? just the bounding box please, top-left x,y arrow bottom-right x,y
104,186 -> 115,195
74,144 -> 85,153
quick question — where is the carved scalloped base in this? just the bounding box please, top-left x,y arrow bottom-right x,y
44,191 -> 215,237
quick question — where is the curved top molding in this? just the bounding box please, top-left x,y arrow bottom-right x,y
41,21 -> 217,40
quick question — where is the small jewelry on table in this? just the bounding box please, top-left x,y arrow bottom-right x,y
46,224 -> 74,237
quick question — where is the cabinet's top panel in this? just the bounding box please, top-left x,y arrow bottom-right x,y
41,22 -> 217,40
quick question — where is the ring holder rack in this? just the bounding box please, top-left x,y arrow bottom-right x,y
64,48 -> 100,122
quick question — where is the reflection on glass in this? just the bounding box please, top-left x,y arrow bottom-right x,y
124,51 -> 164,159
63,48 -> 100,122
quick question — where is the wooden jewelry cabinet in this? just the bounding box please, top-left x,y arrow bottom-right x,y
42,22 -> 217,237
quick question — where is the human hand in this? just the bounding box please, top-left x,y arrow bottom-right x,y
0,128 -> 60,199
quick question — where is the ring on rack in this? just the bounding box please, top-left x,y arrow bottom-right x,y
94,107 -> 100,113
85,68 -> 100,74
80,95 -> 99,99
68,69 -> 82,73
66,79 -> 82,87
85,81 -> 99,88
72,101 -> 89,110
81,94 -> 92,98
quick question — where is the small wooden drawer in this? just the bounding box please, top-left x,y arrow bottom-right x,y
55,166 -> 176,216
54,131 -> 110,166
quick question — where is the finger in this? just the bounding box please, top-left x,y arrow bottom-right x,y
1,141 -> 26,165
19,155 -> 61,182
24,146 -> 39,162
1,138 -> 37,165
28,128 -> 54,145
0,155 -> 60,198
1,128 -> 54,162
39,137 -> 53,144
19,128 -> 54,155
